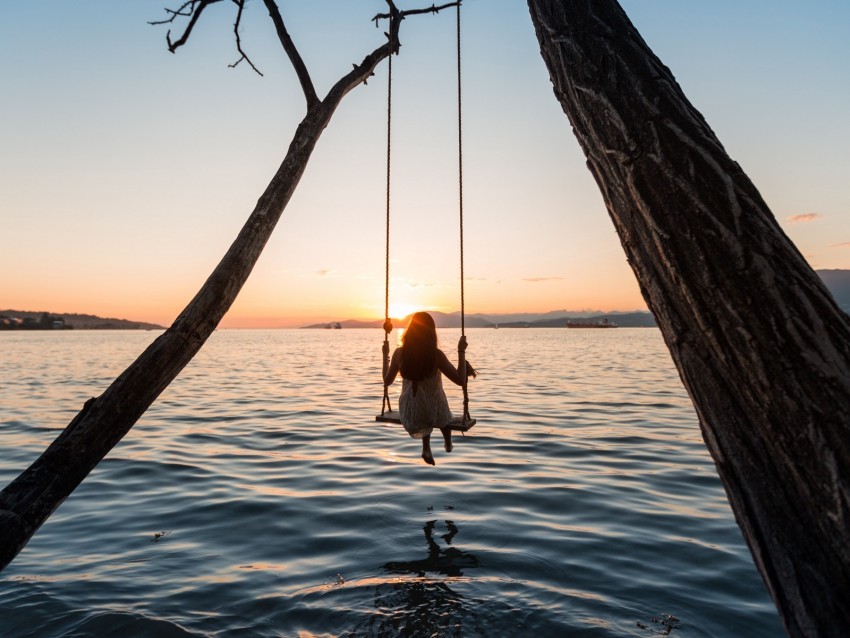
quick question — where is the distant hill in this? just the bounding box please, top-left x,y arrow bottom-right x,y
818,269 -> 850,313
466,309 -> 606,324
303,310 -> 655,329
6,269 -> 846,333
303,311 -> 493,330
302,270 -> 849,330
495,311 -> 657,328
302,319 -> 382,329
0,310 -> 163,330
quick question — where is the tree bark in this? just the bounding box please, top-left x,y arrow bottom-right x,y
526,1 -> 850,636
0,1 -> 457,572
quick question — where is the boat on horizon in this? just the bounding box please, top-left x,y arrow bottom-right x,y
565,318 -> 618,328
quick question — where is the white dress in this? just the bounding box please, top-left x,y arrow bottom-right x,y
398,368 -> 453,439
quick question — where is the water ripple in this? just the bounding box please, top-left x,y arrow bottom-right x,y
0,329 -> 783,636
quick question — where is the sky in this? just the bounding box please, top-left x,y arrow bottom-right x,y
1,1 -> 848,328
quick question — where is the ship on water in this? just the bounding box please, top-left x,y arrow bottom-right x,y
565,318 -> 618,328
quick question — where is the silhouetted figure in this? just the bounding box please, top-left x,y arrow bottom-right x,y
384,312 -> 475,465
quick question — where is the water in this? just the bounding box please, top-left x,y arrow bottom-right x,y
0,329 -> 784,637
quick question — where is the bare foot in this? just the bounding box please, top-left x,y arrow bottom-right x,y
440,427 -> 453,453
422,450 -> 436,465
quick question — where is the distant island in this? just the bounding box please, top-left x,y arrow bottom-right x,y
0,310 -> 164,331
5,271 -> 847,332
303,269 -> 850,329
818,269 -> 850,314
303,310 -> 657,329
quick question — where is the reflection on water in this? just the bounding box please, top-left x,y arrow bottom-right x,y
384,516 -> 480,577
359,580 -> 466,638
349,518 -> 480,637
0,329 -> 785,637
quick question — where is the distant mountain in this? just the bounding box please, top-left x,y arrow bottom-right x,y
404,311 -> 492,329
303,310 -> 655,329
495,311 -> 657,328
300,269 -> 848,329
0,310 -> 163,330
466,309 -> 605,324
7,269 -> 845,333
818,269 -> 850,313
302,319 -> 384,329
303,311 -> 493,330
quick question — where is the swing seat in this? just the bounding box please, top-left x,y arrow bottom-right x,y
375,410 -> 476,432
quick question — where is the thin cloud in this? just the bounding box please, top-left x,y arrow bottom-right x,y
523,277 -> 565,283
317,269 -> 334,276
787,213 -> 822,224
830,242 -> 850,249
405,281 -> 436,289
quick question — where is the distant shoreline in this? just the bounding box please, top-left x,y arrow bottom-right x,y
0,310 -> 164,331
302,310 -> 658,330
4,266 -> 846,332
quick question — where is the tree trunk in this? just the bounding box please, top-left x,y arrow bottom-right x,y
0,0 -> 459,574
526,1 -> 850,636
0,104 -> 327,570
0,28 -> 396,570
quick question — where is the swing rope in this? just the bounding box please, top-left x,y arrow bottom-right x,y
380,1 -> 472,426
456,1 -> 471,423
381,33 -> 394,417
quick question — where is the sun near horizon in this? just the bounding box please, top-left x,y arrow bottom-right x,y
1,274 -> 652,329
1,2 -> 848,332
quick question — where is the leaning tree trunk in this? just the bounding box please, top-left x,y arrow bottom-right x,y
527,1 -> 850,636
0,103 -> 337,571
0,0 -> 453,572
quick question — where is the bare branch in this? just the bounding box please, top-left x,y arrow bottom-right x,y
152,0 -> 458,108
149,0 -> 324,106
229,0 -> 263,76
261,0 -> 319,109
148,0 -> 199,26
328,0 -> 459,107
1,0 -> 467,574
154,0 -> 226,53
374,2 -> 460,22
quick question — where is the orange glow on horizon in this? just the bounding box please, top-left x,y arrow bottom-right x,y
388,302 -> 427,321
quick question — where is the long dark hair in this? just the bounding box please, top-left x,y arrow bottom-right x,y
400,312 -> 439,382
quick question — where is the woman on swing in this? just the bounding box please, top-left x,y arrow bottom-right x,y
383,312 -> 475,465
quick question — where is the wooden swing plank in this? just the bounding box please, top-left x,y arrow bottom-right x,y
375,410 -> 402,424
375,410 -> 476,432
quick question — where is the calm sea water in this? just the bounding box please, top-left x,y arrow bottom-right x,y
0,329 -> 784,637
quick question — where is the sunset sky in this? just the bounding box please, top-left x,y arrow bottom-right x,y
2,1 -> 848,328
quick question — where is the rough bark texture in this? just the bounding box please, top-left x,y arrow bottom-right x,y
526,1 -> 850,636
0,1 -> 421,571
